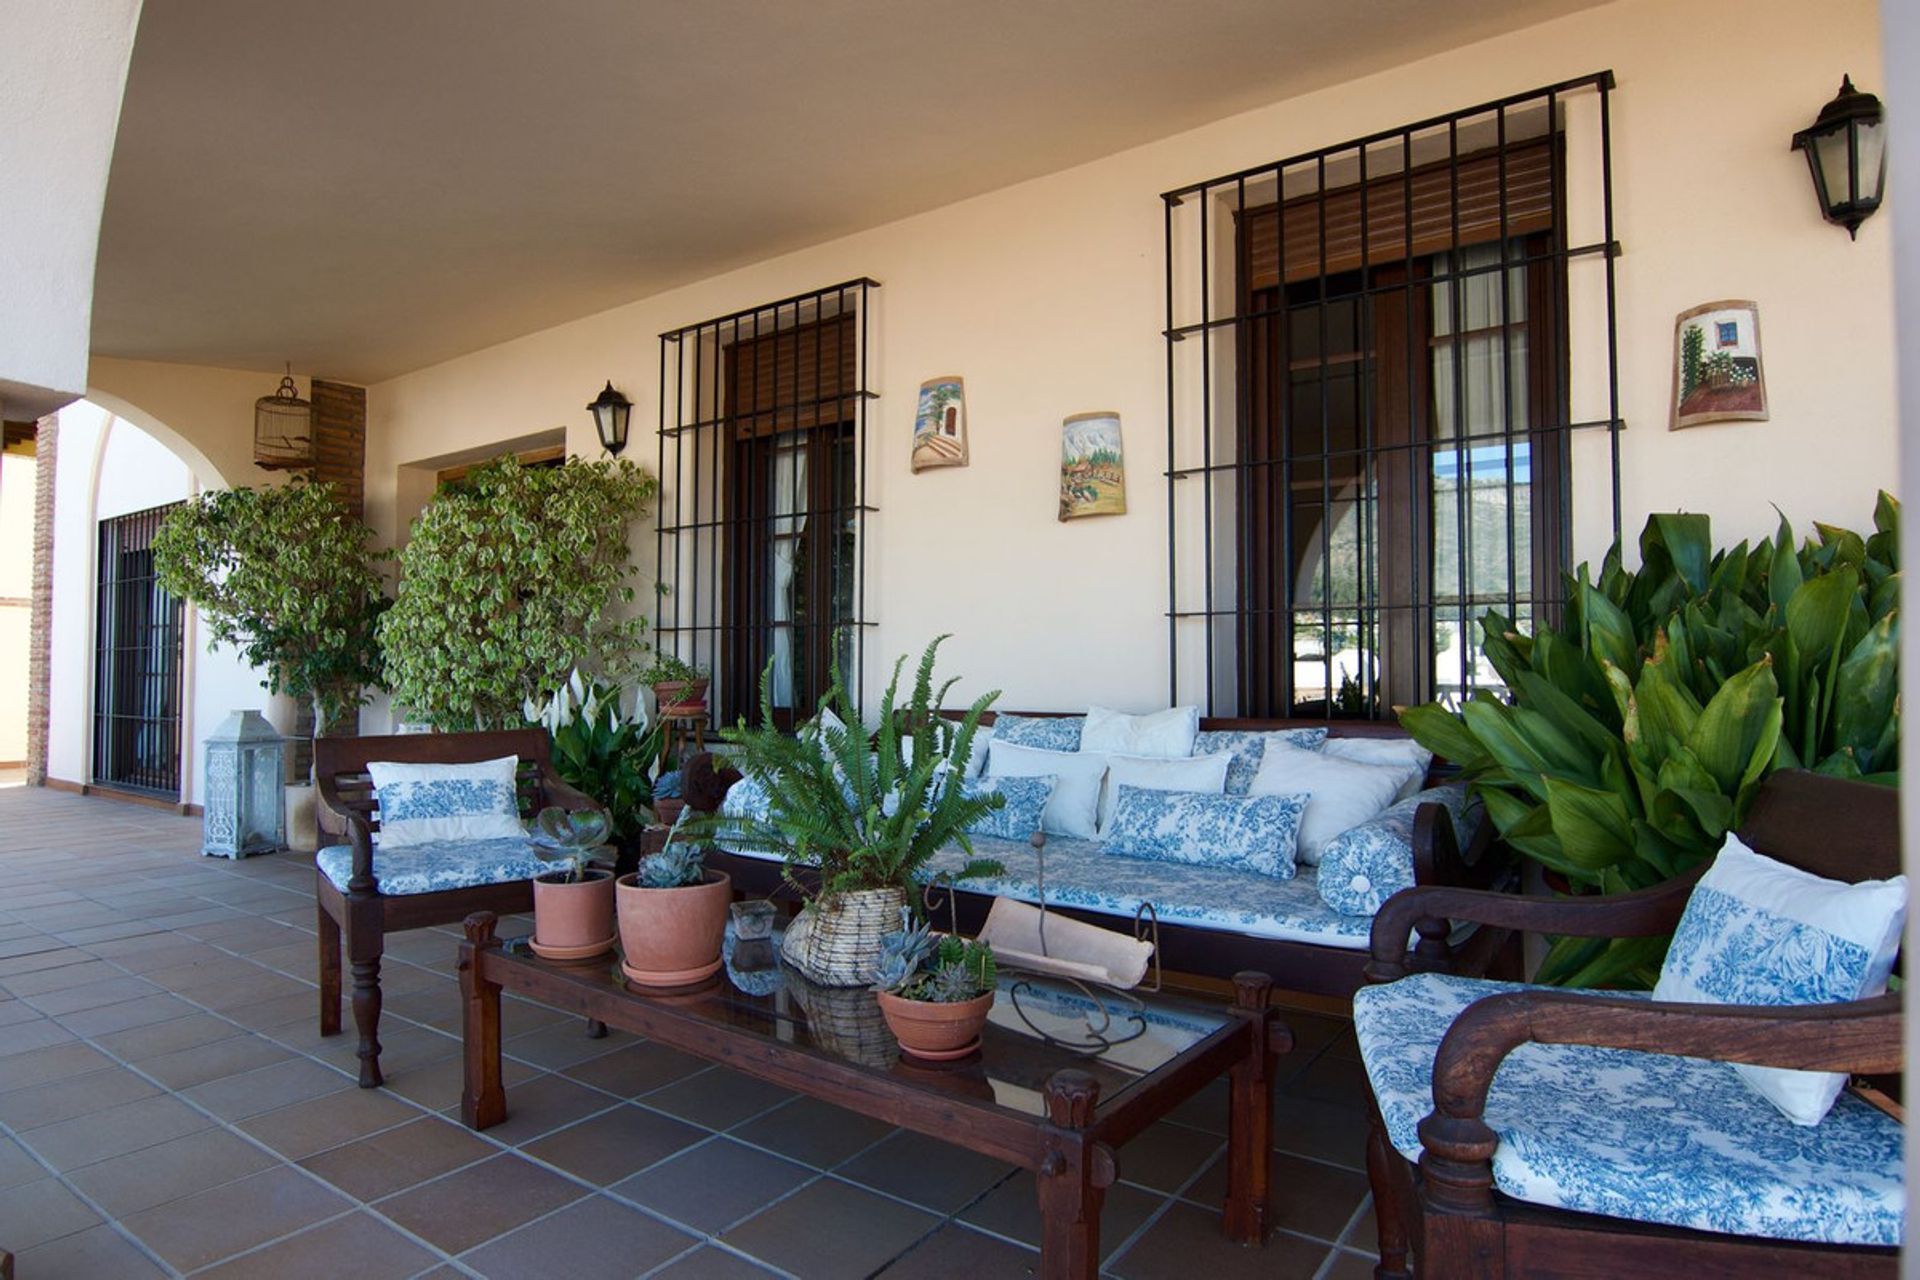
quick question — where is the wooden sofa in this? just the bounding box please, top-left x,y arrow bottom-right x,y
1356,770 -> 1902,1278
314,729 -> 602,1088
689,713 -> 1513,998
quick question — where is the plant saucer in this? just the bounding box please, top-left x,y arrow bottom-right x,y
529,934 -> 616,962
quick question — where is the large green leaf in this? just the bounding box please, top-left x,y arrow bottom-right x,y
1399,702 -> 1491,773
1832,611 -> 1899,764
1684,658 -> 1781,794
1582,582 -> 1639,678
1542,777 -> 1636,872
1644,512 -> 1713,597
1785,566 -> 1859,668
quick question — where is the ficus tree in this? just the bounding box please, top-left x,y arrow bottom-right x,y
151,476 -> 390,750
1402,494 -> 1900,988
378,455 -> 658,730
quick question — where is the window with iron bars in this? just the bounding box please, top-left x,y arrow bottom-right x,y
655,280 -> 878,729
1163,73 -> 1621,718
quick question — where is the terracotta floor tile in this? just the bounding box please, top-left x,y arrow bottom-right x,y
0,1039 -> 116,1092
1320,1247 -> 1380,1278
1113,1121 -> 1226,1195
958,1172 -> 1164,1266
15,1093 -> 215,1171
193,1210 -> 442,1280
1271,1099 -> 1371,1170
1182,1148 -> 1369,1244
458,1071 -> 616,1145
380,1048 -> 541,1113
377,1153 -> 587,1254
521,1101 -> 705,1184
874,1221 -> 1040,1278
836,1129 -> 1018,1215
721,1178 -> 939,1280
503,1015 -> 640,1070
643,1066 -> 795,1131
299,1115 -> 497,1201
648,1246 -> 783,1278
66,1127 -> 279,1216
239,1083 -> 424,1159
139,1032 -> 292,1088
60,992 -> 203,1037
0,1176 -> 101,1251
0,1135 -> 44,1190
0,958 -> 121,995
461,1193 -> 696,1278
0,1064 -> 159,1129
183,1056 -> 354,1120
1104,1203 -> 1333,1280
10,1223 -> 169,1279
612,1138 -> 815,1234
119,1164 -> 353,1272
93,1010 -> 244,1061
560,1039 -> 708,1098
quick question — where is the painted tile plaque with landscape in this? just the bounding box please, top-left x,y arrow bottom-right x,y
911,375 -> 969,471
1059,411 -> 1126,520
1671,299 -> 1769,429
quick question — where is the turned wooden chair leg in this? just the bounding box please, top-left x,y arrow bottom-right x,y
347,906 -> 385,1088
1367,1100 -> 1413,1280
317,902 -> 342,1037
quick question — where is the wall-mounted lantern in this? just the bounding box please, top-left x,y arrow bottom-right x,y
1792,75 -> 1886,239
588,381 -> 632,456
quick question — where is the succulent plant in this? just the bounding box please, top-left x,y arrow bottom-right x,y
871,912 -> 994,1003
653,769 -> 683,801
634,837 -> 706,889
869,914 -> 935,993
527,806 -> 613,881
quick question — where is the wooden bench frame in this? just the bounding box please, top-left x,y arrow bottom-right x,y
1361,770 -> 1902,1278
314,729 -> 601,1088
688,713 -> 1515,999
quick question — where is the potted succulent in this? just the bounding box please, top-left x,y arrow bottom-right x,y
682,635 -> 1006,987
871,914 -> 998,1060
526,807 -> 617,960
615,817 -> 732,986
651,767 -> 686,828
640,651 -> 711,718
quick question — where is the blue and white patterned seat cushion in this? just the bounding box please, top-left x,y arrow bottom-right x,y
720,832 -> 1373,948
1353,972 -> 1904,1246
315,838 -> 547,896
1316,784 -> 1480,916
1191,727 -> 1328,795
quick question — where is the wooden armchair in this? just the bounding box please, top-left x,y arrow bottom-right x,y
314,730 -> 601,1088
1358,770 -> 1903,1278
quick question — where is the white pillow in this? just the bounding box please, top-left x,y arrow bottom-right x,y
1098,752 -> 1231,835
1321,736 -> 1431,802
1248,741 -> 1405,864
986,741 -> 1108,840
1653,833 -> 1906,1126
368,756 -> 525,848
1079,705 -> 1201,759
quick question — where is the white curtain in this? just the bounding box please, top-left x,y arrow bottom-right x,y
768,435 -> 808,708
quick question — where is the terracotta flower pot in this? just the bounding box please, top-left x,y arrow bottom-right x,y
653,798 -> 687,829
876,989 -> 994,1061
531,869 -> 616,960
615,868 -> 732,987
653,678 -> 710,718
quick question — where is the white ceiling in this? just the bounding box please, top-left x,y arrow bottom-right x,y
93,0 -> 1606,384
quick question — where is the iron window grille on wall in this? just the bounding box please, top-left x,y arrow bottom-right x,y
1162,72 -> 1621,719
93,502 -> 186,798
656,279 -> 878,728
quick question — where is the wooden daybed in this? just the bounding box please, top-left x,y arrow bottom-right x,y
688,713 -> 1514,998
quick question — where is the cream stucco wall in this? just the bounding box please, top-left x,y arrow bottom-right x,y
362,0 -> 1892,718
0,451 -> 36,763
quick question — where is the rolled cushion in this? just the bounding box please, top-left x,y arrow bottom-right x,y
1315,785 -> 1477,916
1104,784 -> 1306,880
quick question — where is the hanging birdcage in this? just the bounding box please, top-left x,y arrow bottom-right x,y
254,364 -> 315,469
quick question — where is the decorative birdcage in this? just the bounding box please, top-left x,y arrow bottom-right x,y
202,711 -> 286,858
254,364 -> 315,469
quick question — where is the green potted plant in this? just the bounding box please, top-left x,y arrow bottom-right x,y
870,914 -> 998,1060
615,817 -> 732,986
1401,496 -> 1900,987
683,635 -> 1006,986
379,455 -> 657,730
525,669 -> 665,869
151,477 -> 389,848
639,651 -> 711,718
526,806 -> 617,959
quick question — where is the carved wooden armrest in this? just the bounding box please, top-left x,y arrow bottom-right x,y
1416,987 -> 1904,1211
1365,869 -> 1704,984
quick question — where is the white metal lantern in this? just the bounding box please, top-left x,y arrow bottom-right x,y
202,710 -> 287,858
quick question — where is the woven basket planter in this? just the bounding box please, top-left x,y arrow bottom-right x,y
780,886 -> 907,987
784,972 -> 897,1067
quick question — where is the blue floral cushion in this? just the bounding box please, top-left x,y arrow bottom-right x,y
368,756 -> 526,848
961,775 -> 1055,840
1316,784 -> 1479,917
1354,972 -> 1903,1246
1191,728 -> 1328,795
315,838 -> 546,896
1103,785 -> 1306,880
991,714 -> 1083,753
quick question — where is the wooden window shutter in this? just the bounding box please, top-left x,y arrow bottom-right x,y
1239,140 -> 1555,289
725,313 -> 857,438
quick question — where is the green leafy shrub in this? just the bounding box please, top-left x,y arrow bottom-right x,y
379,457 -> 657,729
526,671 -> 662,843
1402,496 -> 1900,987
151,477 -> 388,741
682,635 -> 1006,901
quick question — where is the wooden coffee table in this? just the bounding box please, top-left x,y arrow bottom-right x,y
457,912 -> 1287,1279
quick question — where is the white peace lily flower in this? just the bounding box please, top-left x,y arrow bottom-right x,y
581,688 -> 601,726
522,695 -> 541,724
568,668 -> 586,703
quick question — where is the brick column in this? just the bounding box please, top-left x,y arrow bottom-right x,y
25,415 -> 56,786
289,380 -> 367,773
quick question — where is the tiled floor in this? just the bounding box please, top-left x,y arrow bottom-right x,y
0,784 -> 1382,1278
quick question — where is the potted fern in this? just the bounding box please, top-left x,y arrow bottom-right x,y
871,915 -> 998,1060
527,807 -> 617,960
615,817 -> 731,986
685,635 -> 1006,986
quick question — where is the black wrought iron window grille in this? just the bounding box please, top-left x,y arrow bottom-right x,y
1162,72 -> 1621,720
656,279 -> 879,728
94,502 -> 186,798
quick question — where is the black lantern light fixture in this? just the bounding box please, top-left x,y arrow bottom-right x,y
1791,75 -> 1886,239
588,380 -> 632,456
